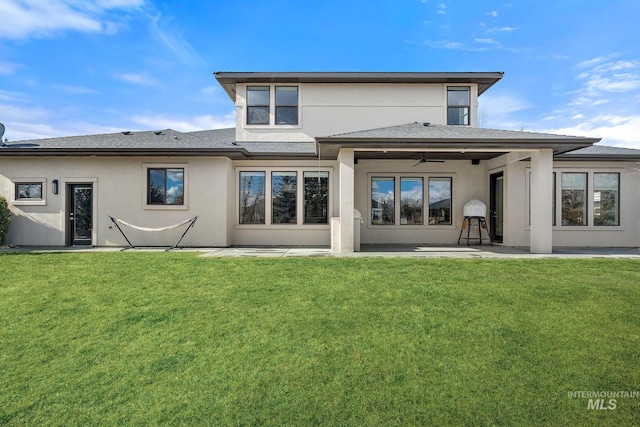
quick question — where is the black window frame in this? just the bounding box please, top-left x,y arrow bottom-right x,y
303,171 -> 329,224
147,167 -> 185,206
593,172 -> 620,226
275,86 -> 299,125
15,182 -> 43,200
246,86 -> 271,125
447,86 -> 470,125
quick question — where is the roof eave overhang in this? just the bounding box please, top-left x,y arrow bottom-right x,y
556,154 -> 640,162
315,137 -> 601,160
0,148 -> 249,159
214,71 -> 505,101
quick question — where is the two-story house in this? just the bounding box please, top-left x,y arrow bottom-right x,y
1,71 -> 639,252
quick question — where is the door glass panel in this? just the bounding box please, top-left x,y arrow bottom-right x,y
74,186 -> 92,244
495,177 -> 504,237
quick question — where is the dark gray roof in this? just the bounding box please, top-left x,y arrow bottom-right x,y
0,127 -> 316,158
323,122 -> 601,142
557,144 -> 640,161
316,122 -> 601,158
215,71 -> 504,101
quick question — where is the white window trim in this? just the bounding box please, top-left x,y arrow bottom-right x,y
235,166 -> 332,229
142,163 -> 189,210
12,178 -> 47,206
367,172 -> 456,229
242,84 -> 302,129
525,167 -> 624,231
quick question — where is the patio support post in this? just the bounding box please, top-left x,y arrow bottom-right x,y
530,149 -> 553,254
338,148 -> 355,252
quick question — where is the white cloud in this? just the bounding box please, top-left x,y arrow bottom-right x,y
543,115 -> 640,149
54,85 -> 100,95
575,59 -> 640,97
115,72 -> 158,86
478,93 -> 533,127
474,38 -> 497,44
571,114 -> 584,119
0,0 -> 144,39
148,12 -> 204,66
131,112 -> 236,132
0,61 -> 19,76
0,102 -> 123,141
488,11 -> 498,17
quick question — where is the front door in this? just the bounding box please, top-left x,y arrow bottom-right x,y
66,184 -> 93,246
490,172 -> 504,243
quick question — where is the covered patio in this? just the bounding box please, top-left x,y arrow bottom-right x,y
317,123 -> 600,254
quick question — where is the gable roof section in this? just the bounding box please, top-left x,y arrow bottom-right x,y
215,71 -> 504,101
556,145 -> 640,161
316,122 -> 601,159
0,128 -> 241,156
0,128 -> 316,159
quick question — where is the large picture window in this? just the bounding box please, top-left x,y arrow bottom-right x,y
304,171 -> 328,224
272,172 -> 297,224
594,173 -> 619,226
371,177 -> 395,225
246,86 -> 270,125
447,86 -> 470,125
275,86 -> 298,125
429,177 -> 452,224
400,178 -> 423,225
15,182 -> 43,200
561,173 -> 587,226
147,168 -> 184,205
239,172 -> 266,224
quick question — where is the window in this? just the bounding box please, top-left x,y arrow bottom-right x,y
239,172 -> 266,224
147,168 -> 184,205
447,86 -> 470,125
561,173 -> 587,226
594,173 -> 619,226
304,171 -> 328,224
400,178 -> 423,225
247,86 -> 270,125
429,177 -> 452,224
275,86 -> 298,125
272,172 -> 297,224
371,175 -> 454,226
371,177 -> 395,225
16,182 -> 43,200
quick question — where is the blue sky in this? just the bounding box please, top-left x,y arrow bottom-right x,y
1,0 -> 639,148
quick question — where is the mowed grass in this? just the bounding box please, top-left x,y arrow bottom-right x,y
0,253 -> 639,426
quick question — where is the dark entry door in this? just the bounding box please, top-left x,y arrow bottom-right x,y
67,184 -> 93,246
490,172 -> 504,243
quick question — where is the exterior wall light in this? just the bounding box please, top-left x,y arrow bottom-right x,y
52,179 -> 59,195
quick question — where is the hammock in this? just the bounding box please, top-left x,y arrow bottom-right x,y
109,215 -> 198,250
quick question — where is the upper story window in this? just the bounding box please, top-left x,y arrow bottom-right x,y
246,86 -> 270,125
275,86 -> 299,125
246,85 -> 299,126
447,86 -> 470,125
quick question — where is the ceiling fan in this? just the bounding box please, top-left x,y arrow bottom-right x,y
413,154 -> 445,167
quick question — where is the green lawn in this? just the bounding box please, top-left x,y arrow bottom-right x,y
0,253 -> 638,426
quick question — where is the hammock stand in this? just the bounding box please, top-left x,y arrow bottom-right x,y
109,215 -> 198,250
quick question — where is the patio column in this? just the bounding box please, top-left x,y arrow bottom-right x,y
338,148 -> 355,252
530,149 -> 553,254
